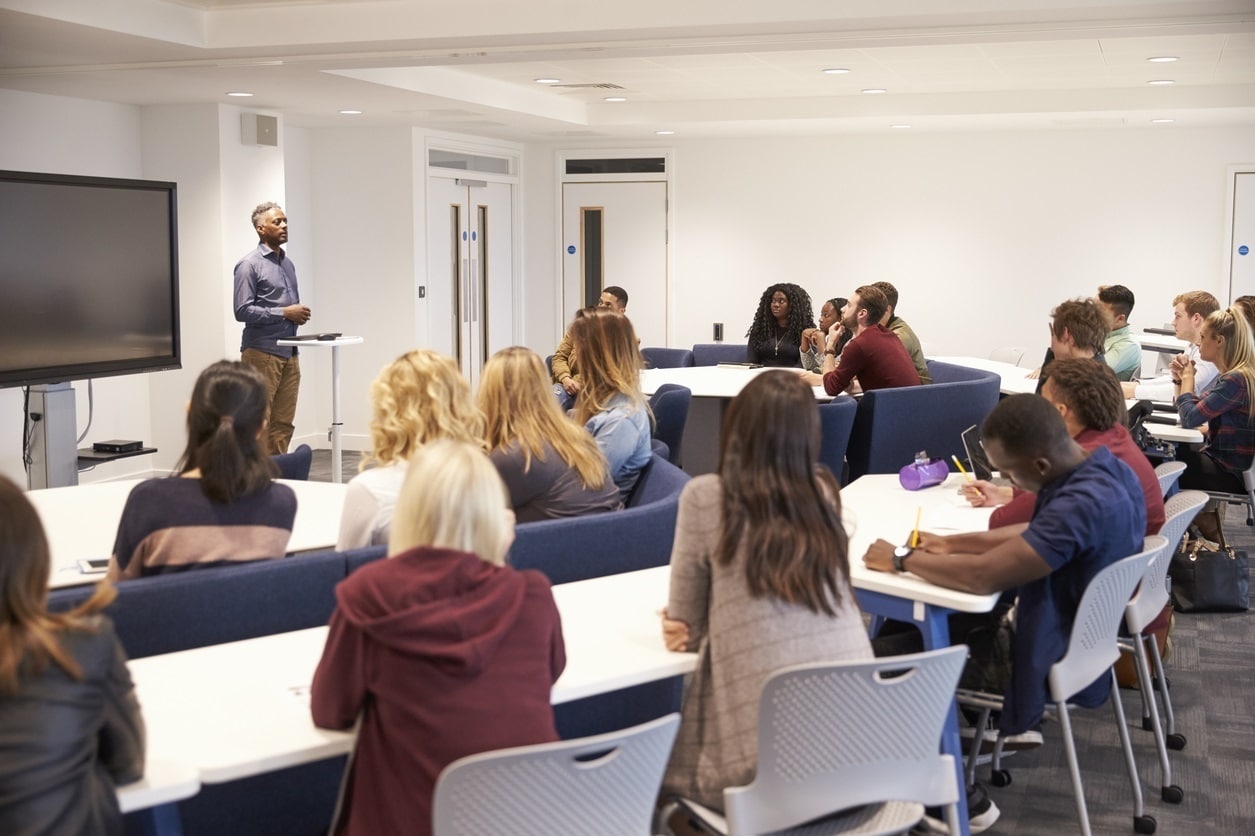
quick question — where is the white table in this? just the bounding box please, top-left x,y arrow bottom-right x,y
117,758 -> 200,814
1135,332 -> 1190,355
31,479 -> 349,588
931,355 -> 1038,396
640,366 -> 837,474
277,336 -> 364,483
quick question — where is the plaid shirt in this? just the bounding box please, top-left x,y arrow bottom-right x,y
1176,371 -> 1255,474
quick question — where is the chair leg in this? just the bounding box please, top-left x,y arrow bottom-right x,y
965,706 -> 993,789
1055,700 -> 1093,836
1110,670 -> 1157,834
1130,642 -> 1178,800
1146,634 -> 1183,749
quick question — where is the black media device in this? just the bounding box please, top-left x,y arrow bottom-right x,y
93,439 -> 143,454
0,169 -> 181,389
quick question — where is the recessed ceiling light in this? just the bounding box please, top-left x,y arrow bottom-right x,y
655,130 -> 675,135
604,96 -> 627,102
822,68 -> 851,75
339,110 -> 362,115
534,78 -> 560,84
1151,118 -> 1175,124
891,124 -> 911,129
226,92 -> 253,97
1148,56 -> 1179,63
862,88 -> 887,94
1147,79 -> 1175,86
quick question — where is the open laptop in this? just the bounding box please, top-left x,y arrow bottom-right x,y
960,424 -> 996,481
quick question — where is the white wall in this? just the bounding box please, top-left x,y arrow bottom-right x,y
520,127 -> 1255,366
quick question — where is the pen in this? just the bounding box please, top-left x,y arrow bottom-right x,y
952,454 -> 974,482
911,506 -> 921,548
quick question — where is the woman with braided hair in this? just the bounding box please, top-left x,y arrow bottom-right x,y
745,283 -> 815,368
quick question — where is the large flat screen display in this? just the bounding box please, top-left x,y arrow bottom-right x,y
0,169 -> 181,388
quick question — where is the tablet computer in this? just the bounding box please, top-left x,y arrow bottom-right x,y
961,424 -> 995,481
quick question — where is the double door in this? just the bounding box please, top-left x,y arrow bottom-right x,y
427,177 -> 513,385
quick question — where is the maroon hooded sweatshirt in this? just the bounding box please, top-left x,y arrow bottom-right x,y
311,546 -> 566,836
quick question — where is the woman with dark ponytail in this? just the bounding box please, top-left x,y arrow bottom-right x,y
106,361 -> 296,580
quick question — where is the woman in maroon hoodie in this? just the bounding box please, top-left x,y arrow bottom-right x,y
311,439 -> 566,836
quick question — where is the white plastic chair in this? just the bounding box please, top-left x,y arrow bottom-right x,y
1153,461 -> 1186,499
960,540 -> 1161,836
989,346 -> 1026,366
1202,458 -> 1255,525
431,713 -> 679,836
1121,490 -> 1206,799
672,646 -> 967,835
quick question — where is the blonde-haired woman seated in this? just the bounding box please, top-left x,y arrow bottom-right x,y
479,346 -> 622,522
311,440 -> 566,836
568,308 -> 653,500
335,350 -> 483,550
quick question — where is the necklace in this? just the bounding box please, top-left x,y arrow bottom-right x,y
773,325 -> 786,356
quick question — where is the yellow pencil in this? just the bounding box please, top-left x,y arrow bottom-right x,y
911,506 -> 921,548
952,454 -> 974,482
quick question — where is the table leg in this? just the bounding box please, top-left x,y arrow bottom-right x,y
127,803 -> 185,836
330,345 -> 343,484
855,589 -> 972,836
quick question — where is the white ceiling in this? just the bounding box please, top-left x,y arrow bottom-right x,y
1,0 -> 1253,139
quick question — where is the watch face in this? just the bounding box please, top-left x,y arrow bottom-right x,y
894,546 -> 911,558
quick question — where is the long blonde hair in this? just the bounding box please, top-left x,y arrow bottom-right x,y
568,309 -> 649,426
479,347 -> 611,490
364,349 -> 484,468
0,476 -> 116,695
1204,307 -> 1255,417
388,440 -> 514,566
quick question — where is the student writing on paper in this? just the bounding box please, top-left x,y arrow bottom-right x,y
0,477 -> 145,835
311,440 -> 565,836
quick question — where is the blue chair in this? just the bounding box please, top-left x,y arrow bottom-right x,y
271,443 -> 313,480
648,384 -> 692,467
817,398 -> 858,485
641,346 -> 695,369
845,360 -> 1000,480
507,454 -> 690,585
692,343 -> 749,366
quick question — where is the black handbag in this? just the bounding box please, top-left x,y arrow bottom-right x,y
1169,531 -> 1250,614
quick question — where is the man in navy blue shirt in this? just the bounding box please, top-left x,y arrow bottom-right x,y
865,393 -> 1145,735
233,202 -> 311,453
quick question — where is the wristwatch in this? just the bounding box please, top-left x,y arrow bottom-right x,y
892,545 -> 913,573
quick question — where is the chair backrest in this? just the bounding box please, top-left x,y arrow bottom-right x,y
1153,460 -> 1187,498
648,384 -> 692,466
432,713 -> 680,836
641,347 -> 695,369
989,346 -> 1025,366
845,361 -> 1000,480
1050,539 -> 1161,701
817,398 -> 857,484
691,343 -> 749,366
271,443 -> 314,480
722,646 -> 966,835
1129,495 -> 1204,633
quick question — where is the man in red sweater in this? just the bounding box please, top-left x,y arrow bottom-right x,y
963,358 -> 1165,534
805,284 -> 921,396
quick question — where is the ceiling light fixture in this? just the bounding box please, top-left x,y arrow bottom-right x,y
534,78 -> 560,84
604,96 -> 627,102
339,109 -> 362,115
822,68 -> 850,75
891,124 -> 911,129
1147,56 -> 1179,63
226,92 -> 253,97
862,88 -> 887,94
1147,79 -> 1175,85
655,130 -> 674,135
1151,118 -> 1175,124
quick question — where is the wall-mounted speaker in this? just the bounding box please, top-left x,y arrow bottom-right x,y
241,113 -> 279,147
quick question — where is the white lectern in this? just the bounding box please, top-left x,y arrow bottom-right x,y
277,336 -> 363,483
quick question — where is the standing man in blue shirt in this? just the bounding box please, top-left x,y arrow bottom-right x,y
233,202 -> 311,454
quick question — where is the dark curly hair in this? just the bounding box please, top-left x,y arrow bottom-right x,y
745,283 -> 815,347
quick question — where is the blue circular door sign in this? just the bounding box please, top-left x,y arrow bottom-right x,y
1240,245 -> 1250,256
471,231 -> 477,241
567,245 -> 576,254
462,231 -> 467,241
